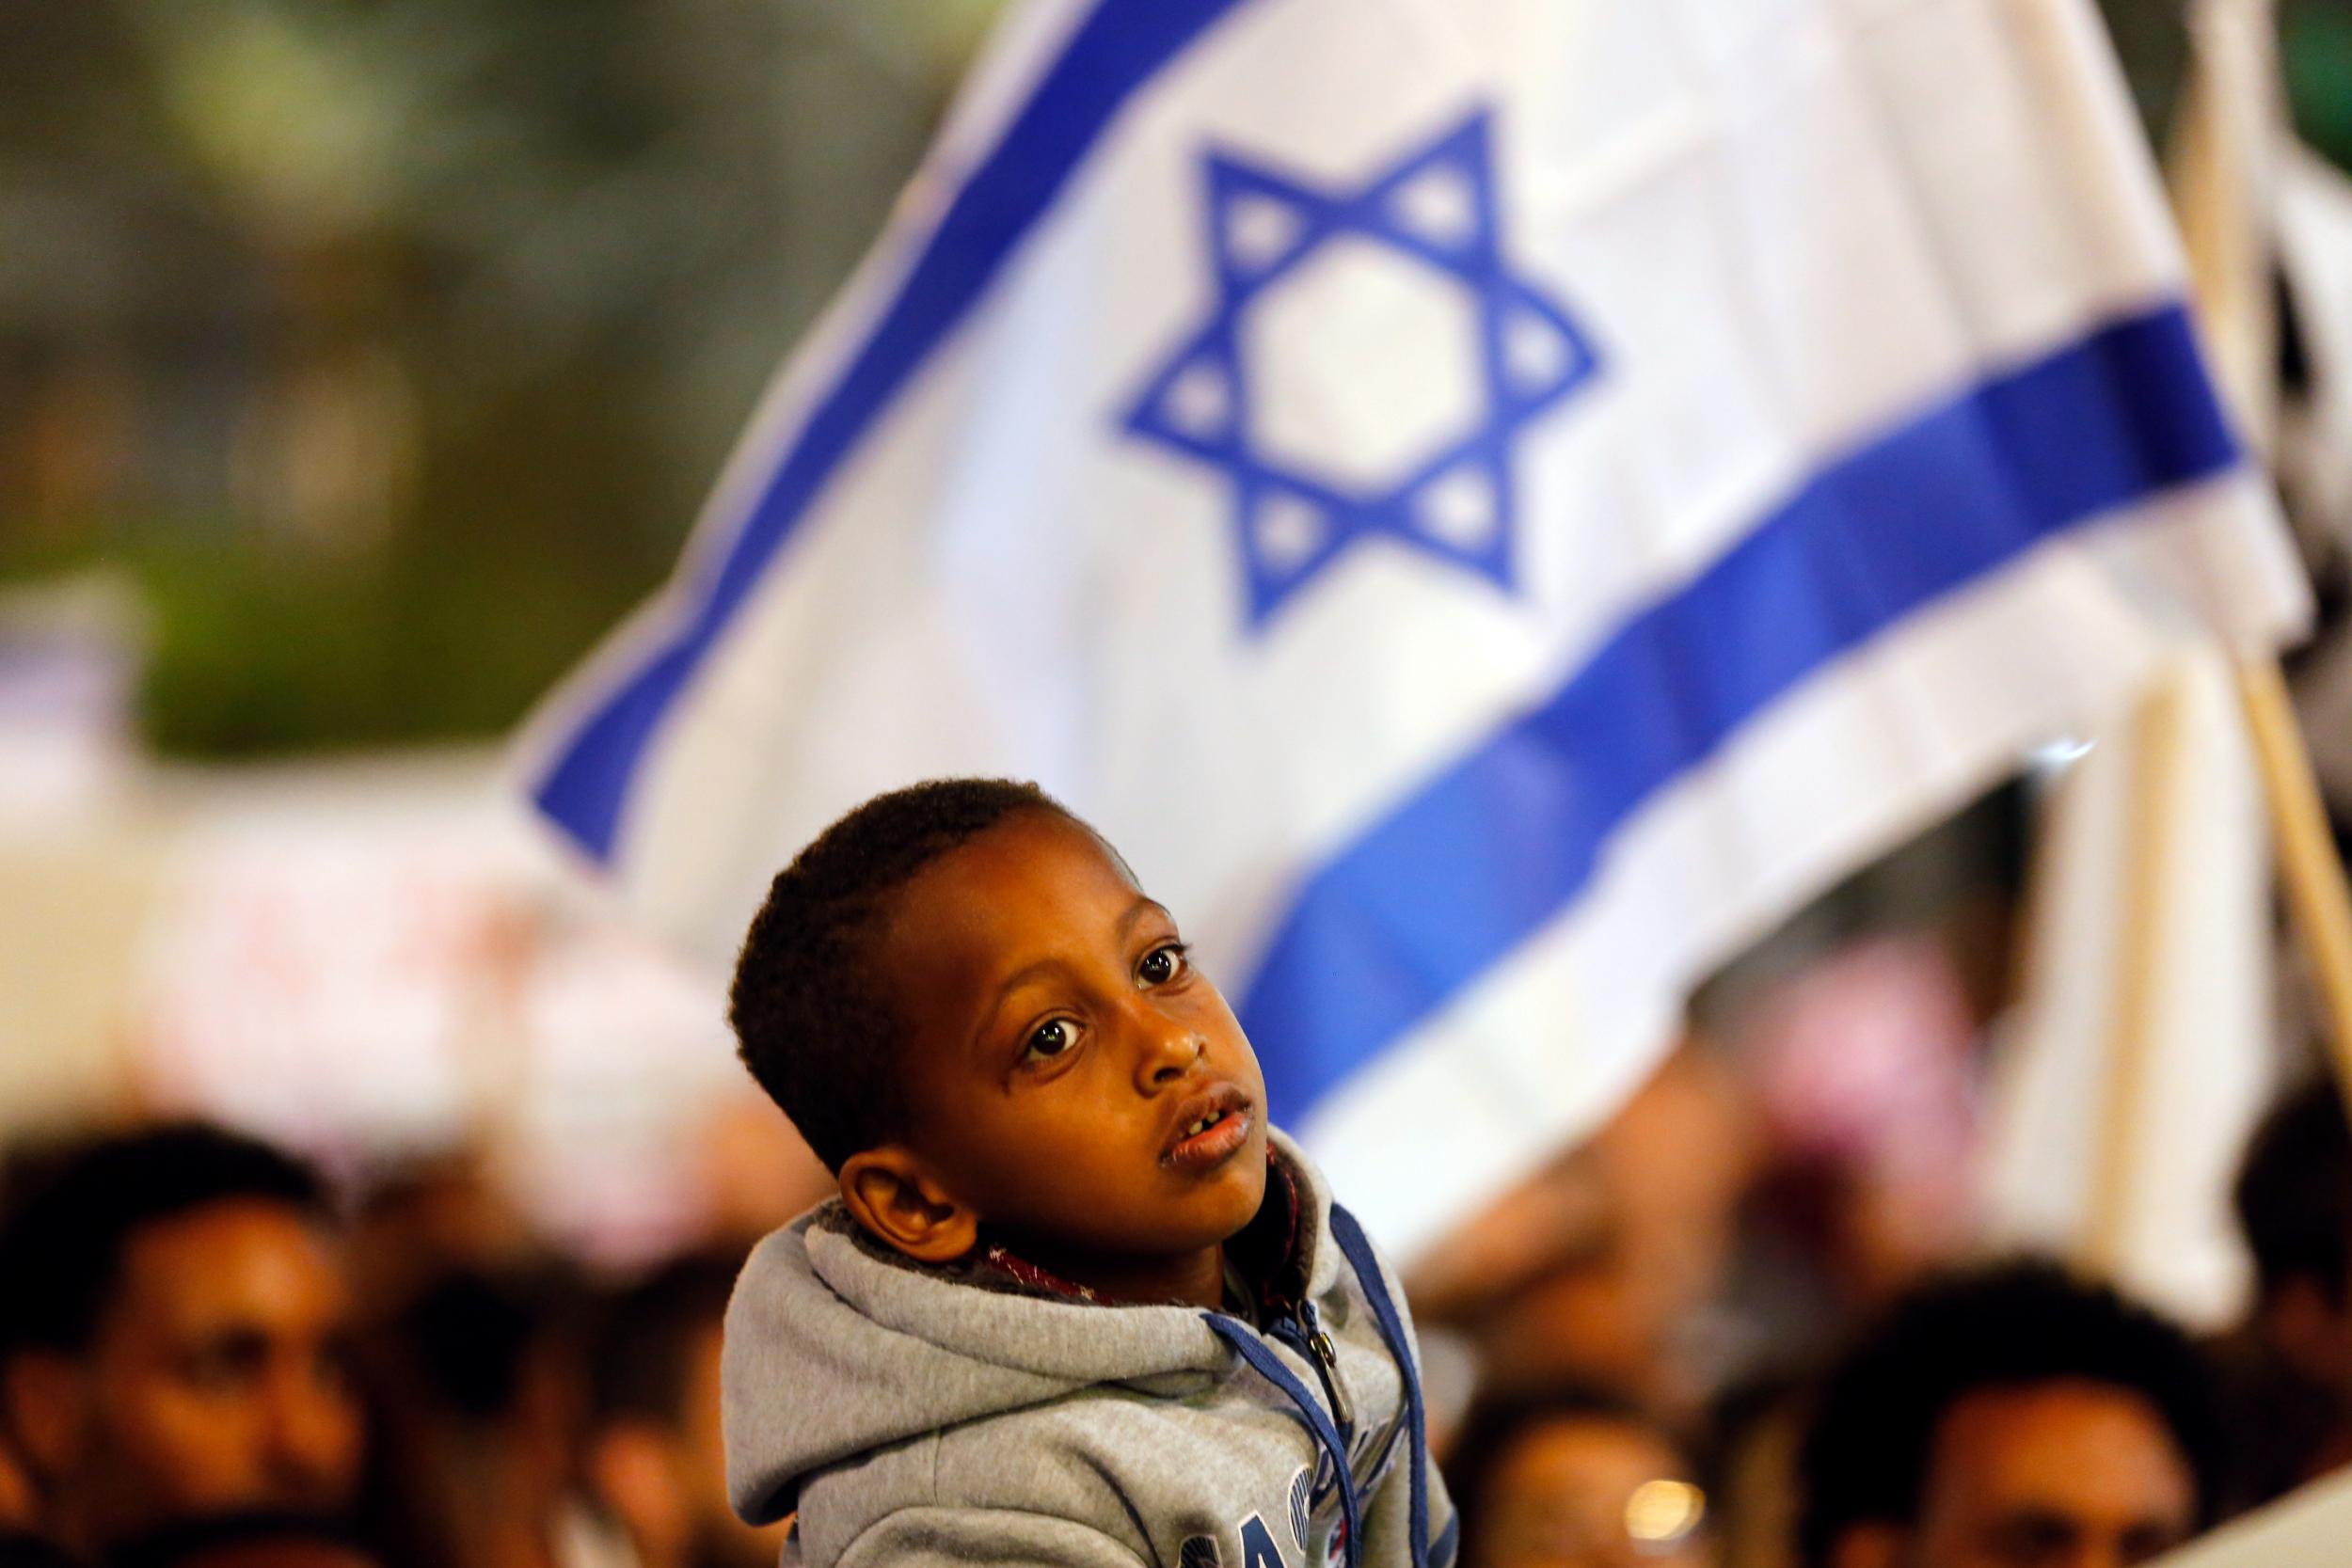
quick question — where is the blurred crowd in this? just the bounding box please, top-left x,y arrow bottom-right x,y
10,5 -> 2352,1567
1414,1056 -> 2352,1568
0,1114 -> 828,1568
2,1039 -> 2346,1568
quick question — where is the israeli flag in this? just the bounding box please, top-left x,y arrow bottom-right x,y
520,0 -> 2307,1253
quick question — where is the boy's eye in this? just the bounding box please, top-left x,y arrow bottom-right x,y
1024,1020 -> 1079,1061
1138,942 -> 1189,986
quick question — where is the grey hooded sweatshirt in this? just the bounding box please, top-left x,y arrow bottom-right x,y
722,1131 -> 1456,1568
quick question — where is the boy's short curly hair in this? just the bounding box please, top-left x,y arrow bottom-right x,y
1796,1259 -> 2226,1568
728,777 -> 1069,1172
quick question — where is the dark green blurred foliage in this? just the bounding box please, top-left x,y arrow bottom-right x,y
2286,0 -> 2352,172
2101,0 -> 2352,171
7,2 -> 2352,757
0,0 -> 998,755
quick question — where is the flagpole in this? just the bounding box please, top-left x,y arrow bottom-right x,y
2160,0 -> 2352,1131
2087,677 -> 2188,1275
2074,0 -> 2290,1268
2169,0 -> 2282,461
2236,659 -> 2352,1128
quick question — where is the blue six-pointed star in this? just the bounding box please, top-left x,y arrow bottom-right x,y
1121,108 -> 1599,628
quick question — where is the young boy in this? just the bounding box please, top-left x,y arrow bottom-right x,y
721,779 -> 1455,1568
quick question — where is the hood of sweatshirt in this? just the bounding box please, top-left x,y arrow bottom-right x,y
721,1131 -> 1346,1525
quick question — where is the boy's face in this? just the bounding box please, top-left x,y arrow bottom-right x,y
872,809 -> 1269,1270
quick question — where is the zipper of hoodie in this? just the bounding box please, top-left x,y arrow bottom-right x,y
1206,1313 -> 1365,1568
1274,1296 -> 1356,1437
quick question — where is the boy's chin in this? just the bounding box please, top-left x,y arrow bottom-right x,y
1073,1166 -> 1269,1259
1164,1160 -> 1271,1247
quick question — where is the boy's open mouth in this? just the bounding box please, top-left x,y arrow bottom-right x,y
1162,1083 -> 1253,1170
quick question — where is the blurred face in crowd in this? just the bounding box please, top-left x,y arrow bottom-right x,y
1467,1414 -> 1710,1568
1837,1380 -> 2196,1568
840,810 -> 1269,1304
348,1156 -> 534,1314
4,1198 -> 363,1553
590,1318 -> 785,1568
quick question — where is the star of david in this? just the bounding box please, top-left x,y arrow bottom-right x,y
1121,108 -> 1598,627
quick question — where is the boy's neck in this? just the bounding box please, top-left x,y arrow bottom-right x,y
991,1234 -> 1229,1310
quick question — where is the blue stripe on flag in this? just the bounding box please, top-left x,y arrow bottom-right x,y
1238,302 -> 2239,1119
531,0 -> 1249,862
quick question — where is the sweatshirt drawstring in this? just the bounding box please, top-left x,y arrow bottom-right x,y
1205,1203 -> 1445,1568
1329,1205 -> 1435,1568
1203,1314 -> 1365,1567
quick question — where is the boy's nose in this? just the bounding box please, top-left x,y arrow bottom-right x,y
1136,1015 -> 1204,1089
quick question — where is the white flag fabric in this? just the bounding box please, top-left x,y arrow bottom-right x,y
1979,0 -> 2287,1331
519,0 -> 2307,1255
2149,1465 -> 2352,1568
1981,648 -> 2275,1327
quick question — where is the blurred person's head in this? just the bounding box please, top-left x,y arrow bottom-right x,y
1444,1385 -> 1710,1568
0,1147 -> 64,1542
1798,1261 -> 2224,1568
581,1258 -> 781,1568
364,1265 -> 581,1568
1738,934 -> 1984,1310
2232,1077 -> 2352,1384
106,1511 -> 381,1568
691,1097 -> 833,1253
0,1126 -> 361,1559
348,1153 -> 533,1319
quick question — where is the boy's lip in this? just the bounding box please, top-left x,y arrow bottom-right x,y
1161,1081 -> 1254,1169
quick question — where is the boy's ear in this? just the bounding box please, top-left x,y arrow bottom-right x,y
837,1148 -> 978,1263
